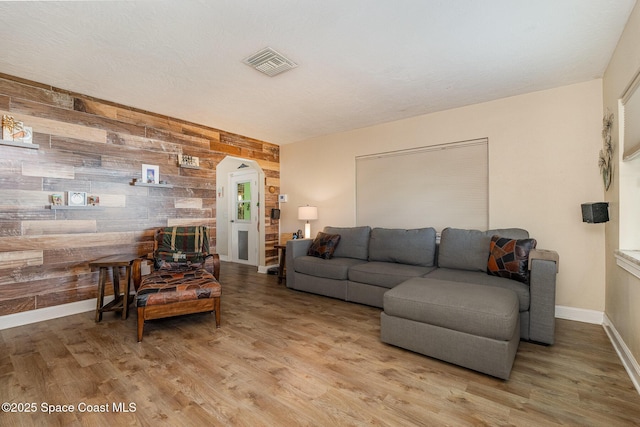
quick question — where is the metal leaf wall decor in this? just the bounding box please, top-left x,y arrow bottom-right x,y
599,111 -> 614,191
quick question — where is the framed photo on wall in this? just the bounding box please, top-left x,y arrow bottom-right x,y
67,191 -> 87,207
142,164 -> 159,184
51,194 -> 63,205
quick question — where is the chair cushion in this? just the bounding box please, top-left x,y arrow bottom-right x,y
137,267 -> 221,307
154,226 -> 210,270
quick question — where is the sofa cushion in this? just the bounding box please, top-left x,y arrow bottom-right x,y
486,228 -> 529,240
323,226 -> 371,260
307,232 -> 341,259
383,277 -> 519,341
294,256 -> 367,280
425,267 -> 530,311
349,261 -> 436,288
438,227 -> 529,272
368,227 -> 437,267
487,235 -> 537,284
437,228 -> 489,271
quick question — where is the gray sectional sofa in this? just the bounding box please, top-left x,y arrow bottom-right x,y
286,226 -> 559,378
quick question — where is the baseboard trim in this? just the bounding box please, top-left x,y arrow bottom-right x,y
0,297 -> 112,331
555,305 -> 604,324
603,314 -> 640,395
0,302 -> 610,331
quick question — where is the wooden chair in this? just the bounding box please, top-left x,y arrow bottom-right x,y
132,226 -> 221,342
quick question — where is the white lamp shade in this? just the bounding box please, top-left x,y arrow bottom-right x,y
298,206 -> 318,221
298,206 -> 318,239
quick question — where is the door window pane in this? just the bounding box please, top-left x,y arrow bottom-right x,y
236,182 -> 251,221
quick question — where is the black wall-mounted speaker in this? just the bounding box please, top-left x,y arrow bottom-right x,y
581,202 -> 609,223
270,208 -> 281,220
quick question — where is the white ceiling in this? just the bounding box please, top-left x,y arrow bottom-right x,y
0,1 -> 636,145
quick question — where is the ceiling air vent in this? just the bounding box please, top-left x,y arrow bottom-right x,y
243,47 -> 298,77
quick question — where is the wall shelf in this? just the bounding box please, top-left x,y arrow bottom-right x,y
179,164 -> 201,170
0,139 -> 39,149
131,181 -> 174,188
49,205 -> 103,210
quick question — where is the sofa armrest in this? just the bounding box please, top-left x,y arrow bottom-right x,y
528,249 -> 559,345
286,239 -> 313,289
529,249 -> 559,273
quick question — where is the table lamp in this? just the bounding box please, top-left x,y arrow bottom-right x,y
298,205 -> 318,239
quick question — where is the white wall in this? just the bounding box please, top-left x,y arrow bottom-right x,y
281,80 -> 605,312
603,2 -> 640,369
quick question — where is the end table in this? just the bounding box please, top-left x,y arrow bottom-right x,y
274,244 -> 287,284
89,255 -> 136,322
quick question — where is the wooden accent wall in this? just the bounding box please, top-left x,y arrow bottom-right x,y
0,74 -> 279,317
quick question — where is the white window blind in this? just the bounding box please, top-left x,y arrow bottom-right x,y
355,138 -> 488,232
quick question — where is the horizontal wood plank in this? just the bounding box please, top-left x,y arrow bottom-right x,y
0,108 -> 107,143
0,271 -> 95,301
0,231 -> 139,251
22,162 -> 75,179
0,296 -> 34,315
0,77 -> 74,109
174,198 -> 203,209
0,250 -> 43,268
36,285 -> 99,309
166,218 -> 216,228
0,190 -> 51,208
11,98 -> 146,137
21,220 -> 97,235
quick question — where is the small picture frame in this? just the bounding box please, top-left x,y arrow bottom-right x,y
178,154 -> 200,167
13,125 -> 32,144
142,164 -> 159,184
51,194 -> 63,205
67,191 -> 87,207
87,195 -> 100,206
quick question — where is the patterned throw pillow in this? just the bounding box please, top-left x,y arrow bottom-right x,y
487,235 -> 537,284
307,232 -> 341,259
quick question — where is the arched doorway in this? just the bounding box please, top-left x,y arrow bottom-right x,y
216,157 -> 266,268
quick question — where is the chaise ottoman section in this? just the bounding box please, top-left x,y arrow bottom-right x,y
380,277 -> 520,379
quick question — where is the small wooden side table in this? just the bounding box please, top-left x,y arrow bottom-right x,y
274,244 -> 287,284
89,255 -> 136,322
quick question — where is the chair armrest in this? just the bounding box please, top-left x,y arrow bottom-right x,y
131,256 -> 151,292
204,254 -> 221,280
285,239 -> 313,289
528,249 -> 559,344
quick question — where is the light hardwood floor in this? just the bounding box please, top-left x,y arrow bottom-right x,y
1,262 -> 639,426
